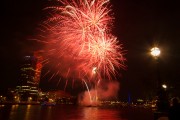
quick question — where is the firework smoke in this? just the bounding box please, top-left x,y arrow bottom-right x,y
78,81 -> 119,106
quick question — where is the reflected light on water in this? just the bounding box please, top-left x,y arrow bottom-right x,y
44,106 -> 53,120
24,105 -> 31,120
83,107 -> 98,120
9,105 -> 19,119
0,105 -> 154,120
83,107 -> 127,120
12,105 -> 19,110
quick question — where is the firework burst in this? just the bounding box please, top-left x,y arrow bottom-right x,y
39,0 -> 126,86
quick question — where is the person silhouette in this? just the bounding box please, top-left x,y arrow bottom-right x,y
168,97 -> 180,120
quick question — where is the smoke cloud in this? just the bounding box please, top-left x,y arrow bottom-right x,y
78,81 -> 120,106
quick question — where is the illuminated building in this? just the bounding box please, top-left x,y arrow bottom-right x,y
19,56 -> 37,85
15,55 -> 42,101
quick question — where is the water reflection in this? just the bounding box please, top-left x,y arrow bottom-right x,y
24,105 -> 31,120
0,105 -> 153,120
40,106 -> 53,120
82,107 -> 126,120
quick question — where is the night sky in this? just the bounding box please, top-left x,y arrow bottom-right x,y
1,0 -> 180,101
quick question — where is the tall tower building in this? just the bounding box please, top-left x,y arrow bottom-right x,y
15,55 -> 42,101
19,56 -> 37,86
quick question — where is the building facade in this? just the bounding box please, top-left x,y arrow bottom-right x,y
15,55 -> 42,101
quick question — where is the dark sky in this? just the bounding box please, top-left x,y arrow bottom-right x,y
0,0 -> 180,101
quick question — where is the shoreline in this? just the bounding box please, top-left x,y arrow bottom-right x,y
0,102 -> 40,105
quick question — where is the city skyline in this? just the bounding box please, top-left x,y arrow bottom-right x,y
1,0 -> 180,101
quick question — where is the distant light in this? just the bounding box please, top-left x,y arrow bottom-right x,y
151,47 -> 161,57
162,84 -> 167,89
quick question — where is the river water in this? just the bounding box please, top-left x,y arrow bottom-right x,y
0,104 -> 154,120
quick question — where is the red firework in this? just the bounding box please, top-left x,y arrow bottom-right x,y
39,0 -> 126,84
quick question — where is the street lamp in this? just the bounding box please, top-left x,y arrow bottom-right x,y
151,47 -> 161,58
150,46 -> 169,113
150,47 -> 161,88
